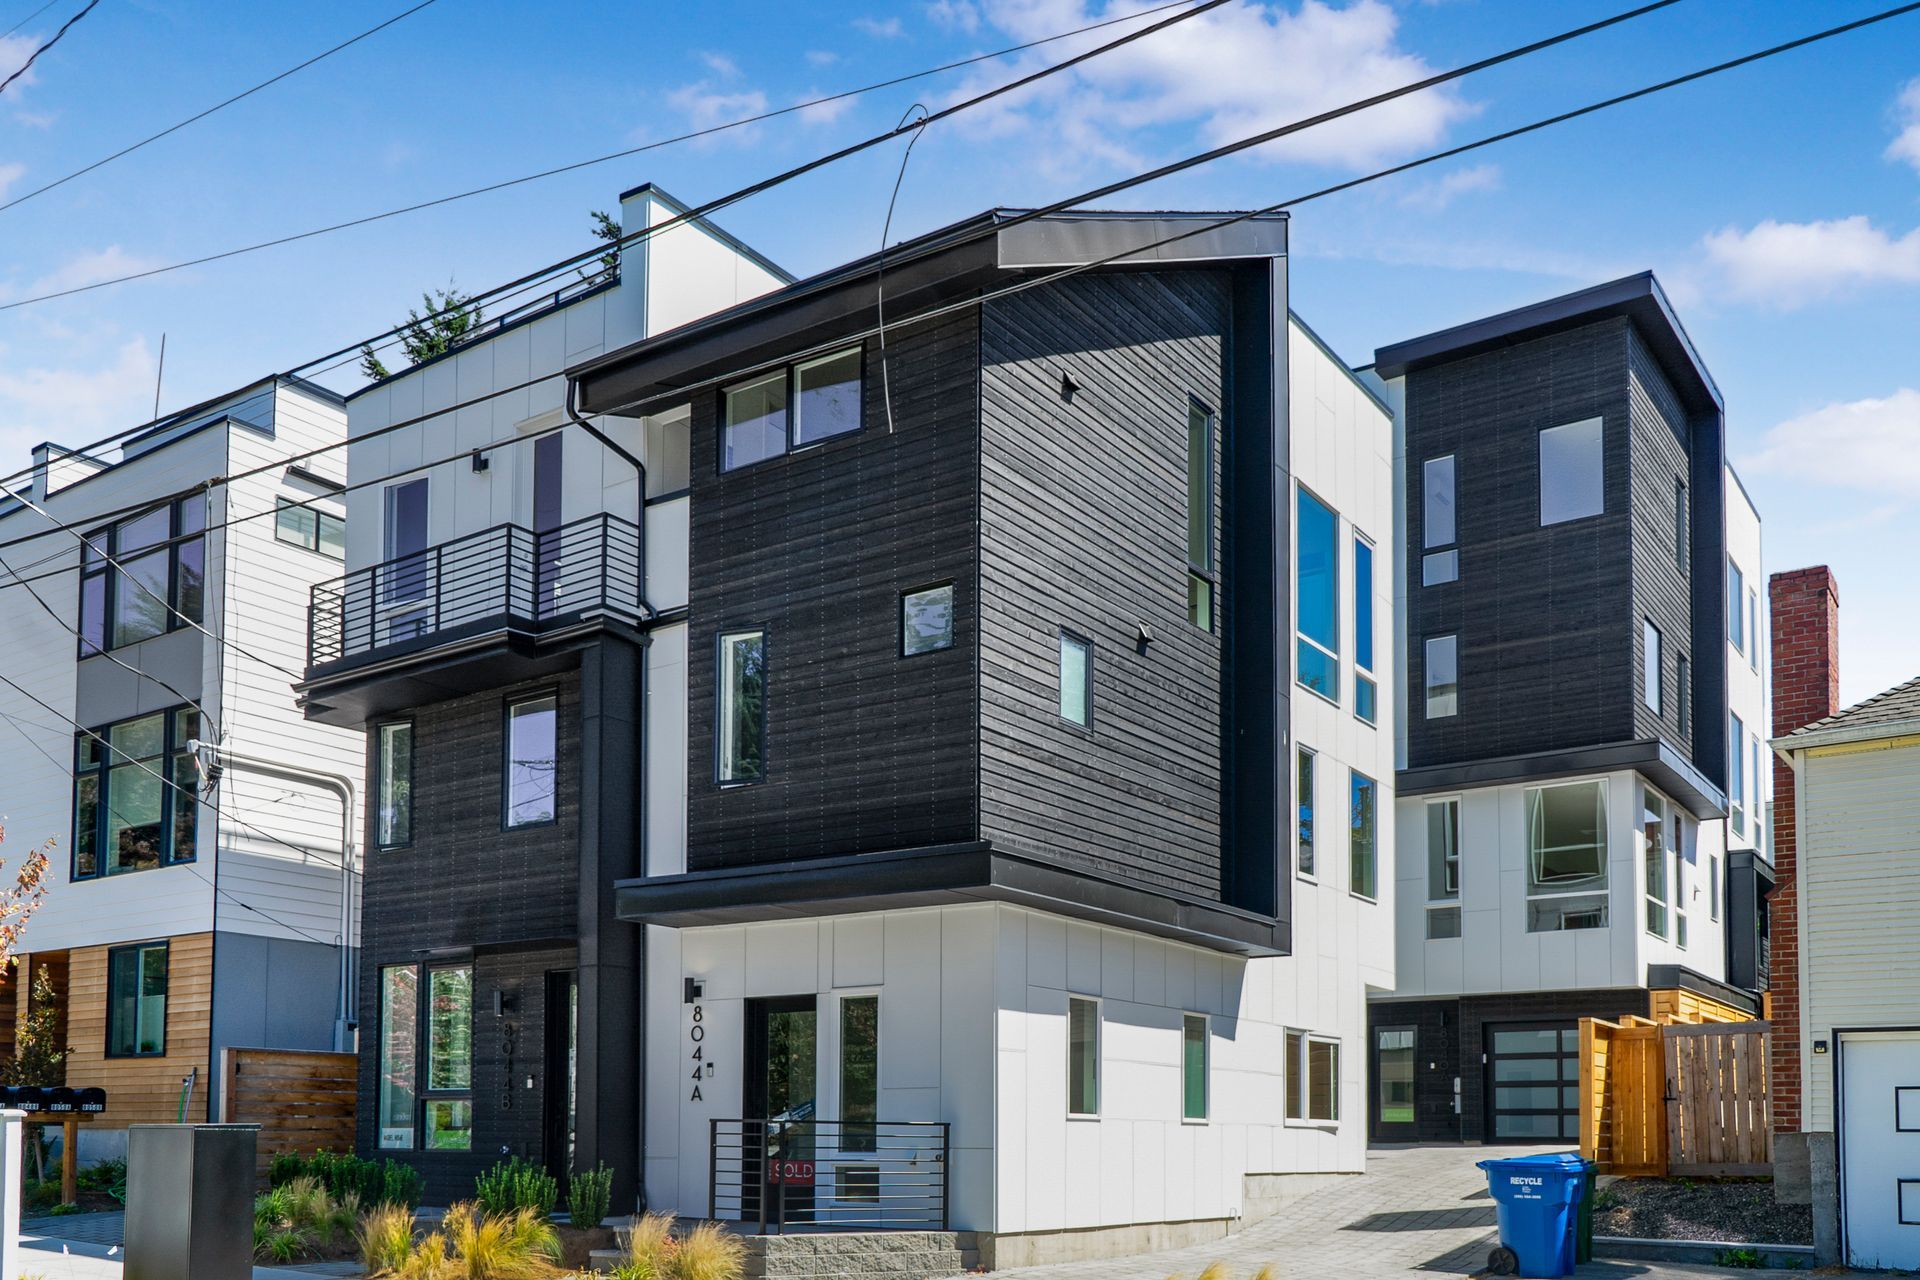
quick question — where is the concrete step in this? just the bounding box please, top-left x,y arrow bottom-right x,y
587,1231 -> 980,1279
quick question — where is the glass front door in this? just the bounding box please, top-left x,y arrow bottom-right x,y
1372,1025 -> 1417,1141
745,996 -> 818,1224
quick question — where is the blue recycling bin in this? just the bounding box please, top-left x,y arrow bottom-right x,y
1477,1152 -> 1591,1278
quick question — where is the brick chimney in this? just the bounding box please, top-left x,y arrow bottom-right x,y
1767,566 -> 1840,1135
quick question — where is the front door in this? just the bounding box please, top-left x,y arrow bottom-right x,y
1372,1025 -> 1419,1142
541,970 -> 576,1187
744,996 -> 818,1226
1840,1031 -> 1920,1270
1484,1022 -> 1581,1143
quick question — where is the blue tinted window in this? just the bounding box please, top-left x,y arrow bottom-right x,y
1354,538 -> 1374,672
1296,488 -> 1338,700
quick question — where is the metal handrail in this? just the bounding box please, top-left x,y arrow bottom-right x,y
708,1118 -> 949,1233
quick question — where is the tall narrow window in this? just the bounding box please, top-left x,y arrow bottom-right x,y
840,995 -> 879,1153
901,584 -> 954,657
1727,559 -> 1745,654
505,695 -> 558,827
1710,852 -> 1722,922
1729,712 -> 1746,837
1539,418 -> 1604,525
1296,747 -> 1316,879
1422,455 -> 1458,585
1350,771 -> 1378,900
376,722 -> 413,848
1674,815 -> 1691,949
1526,781 -> 1609,932
378,965 -> 419,1149
110,506 -> 172,648
1676,656 -> 1692,739
106,941 -> 168,1058
381,477 -> 431,634
533,433 -> 564,616
718,630 -> 767,783
1295,488 -> 1339,701
1643,789 -> 1670,939
1067,997 -> 1099,1117
1187,400 -> 1216,631
1058,631 -> 1092,728
425,965 -> 473,1151
1673,478 -> 1689,572
1287,1032 -> 1340,1123
1428,799 -> 1460,901
1752,736 -> 1765,851
1748,588 -> 1760,672
1354,537 -> 1376,724
1182,1014 -> 1209,1122
1425,635 -> 1458,719
1643,620 -> 1663,714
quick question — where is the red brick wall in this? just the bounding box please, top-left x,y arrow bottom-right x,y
1767,566 -> 1841,1134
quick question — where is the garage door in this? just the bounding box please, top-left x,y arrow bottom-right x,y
1841,1031 -> 1920,1271
1485,1023 -> 1580,1143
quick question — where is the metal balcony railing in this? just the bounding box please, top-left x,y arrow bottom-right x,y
306,513 -> 643,669
709,1118 -> 949,1233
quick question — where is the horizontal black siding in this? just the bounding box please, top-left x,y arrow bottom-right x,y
977,271 -> 1229,901
685,320 -> 981,870
1627,328 -> 1695,765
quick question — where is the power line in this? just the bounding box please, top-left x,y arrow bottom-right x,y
1,0 -> 59,39
0,0 -> 94,96
0,0 -> 1205,319
0,0 -> 442,215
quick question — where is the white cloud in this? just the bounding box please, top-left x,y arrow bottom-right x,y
805,49 -> 840,67
853,15 -> 906,38
942,0 -> 1474,178
1887,78 -> 1920,174
0,163 -> 22,202
0,338 -> 157,461
11,246 -> 169,299
1701,216 -> 1920,307
795,91 -> 857,127
0,34 -> 38,95
1742,388 -> 1920,498
698,50 -> 742,79
1397,162 -> 1499,211
664,82 -> 771,140
926,0 -> 981,32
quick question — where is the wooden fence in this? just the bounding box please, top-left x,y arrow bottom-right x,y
1579,1018 -> 1770,1176
219,1047 -> 357,1178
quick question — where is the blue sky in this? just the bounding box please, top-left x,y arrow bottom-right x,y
1,0 -> 1916,705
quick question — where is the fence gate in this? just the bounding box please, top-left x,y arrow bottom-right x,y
1663,1021 -> 1771,1176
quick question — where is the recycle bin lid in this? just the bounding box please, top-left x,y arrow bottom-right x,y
1478,1151 -> 1592,1172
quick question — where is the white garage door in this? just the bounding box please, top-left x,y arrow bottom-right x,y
1841,1031 -> 1920,1271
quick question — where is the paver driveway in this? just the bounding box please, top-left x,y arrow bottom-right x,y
984,1145 -> 1763,1280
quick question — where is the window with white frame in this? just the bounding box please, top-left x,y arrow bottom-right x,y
1526,780 -> 1609,932
1674,814 -> 1692,949
1285,1031 -> 1340,1123
1428,798 -> 1460,902
1296,746 -> 1316,879
1295,487 -> 1339,702
1751,735 -> 1765,851
1354,535 -> 1377,724
1729,712 -> 1746,837
1748,588 -> 1760,672
1067,996 -> 1099,1117
1643,620 -> 1663,714
1727,559 -> 1745,654
1350,770 -> 1378,900
1643,788 -> 1671,939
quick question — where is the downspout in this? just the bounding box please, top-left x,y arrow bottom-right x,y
189,740 -> 358,1053
565,378 -> 656,622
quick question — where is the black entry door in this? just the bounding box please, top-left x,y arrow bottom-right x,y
541,970 -> 577,1185
1484,1022 -> 1581,1143
1372,1025 -> 1419,1142
744,996 -> 818,1225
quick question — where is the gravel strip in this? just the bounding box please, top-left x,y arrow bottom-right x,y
1592,1176 -> 1813,1245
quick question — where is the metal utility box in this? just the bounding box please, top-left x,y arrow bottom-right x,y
125,1124 -> 259,1280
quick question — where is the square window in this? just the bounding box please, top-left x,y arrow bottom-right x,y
1059,632 -> 1092,728
1427,906 -> 1462,940
901,584 -> 954,657
1422,550 -> 1458,586
793,348 -> 862,447
1539,418 -> 1604,525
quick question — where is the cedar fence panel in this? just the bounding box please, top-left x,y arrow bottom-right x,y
220,1047 -> 357,1179
1663,1021 -> 1771,1176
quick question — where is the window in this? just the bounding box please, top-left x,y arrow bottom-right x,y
1539,418 -> 1604,525
1710,852 -> 1721,922
721,346 -> 863,471
1673,478 -> 1688,572
1296,747 -> 1316,879
1751,736 -> 1765,850
1643,620 -> 1663,714
106,941 -> 168,1057
1748,589 -> 1760,672
1295,487 -> 1339,702
1376,1027 -> 1416,1127
644,414 -> 692,497
901,584 -> 954,657
1677,656 -> 1692,739
1425,635 -> 1458,719
1729,712 -> 1746,837
1350,771 -> 1377,900
1354,536 -> 1376,724
376,722 -> 413,848
425,965 -> 473,1151
1187,400 -> 1216,631
73,707 -> 200,880
78,498 -> 206,654
504,695 -> 558,827
1286,1031 -> 1340,1123
1526,781 -> 1608,932
1067,996 -> 1099,1117
274,499 -> 345,559
1727,559 -> 1745,654
1428,799 -> 1459,901
1423,550 -> 1459,587
840,995 -> 879,1153
1427,906 -> 1462,940
1058,631 -> 1092,728
382,478 -> 430,604
1643,789 -> 1670,939
1674,814 -> 1691,949
1423,455 -> 1456,548
1182,1013 -> 1208,1122
378,965 -> 419,1149
718,630 -> 767,783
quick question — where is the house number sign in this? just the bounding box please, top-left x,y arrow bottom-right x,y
689,1003 -> 714,1102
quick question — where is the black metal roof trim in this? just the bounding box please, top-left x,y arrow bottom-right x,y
613,842 -> 1291,958
1373,272 -> 1722,418
1645,964 -> 1761,1014
1397,737 -> 1726,821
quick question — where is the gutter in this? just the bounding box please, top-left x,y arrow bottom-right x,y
1771,714 -> 1920,758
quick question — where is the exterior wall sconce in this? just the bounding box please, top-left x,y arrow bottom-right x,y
684,978 -> 705,1004
471,450 -> 490,473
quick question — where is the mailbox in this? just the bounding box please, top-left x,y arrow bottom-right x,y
76,1088 -> 107,1114
45,1087 -> 76,1113
11,1087 -> 46,1113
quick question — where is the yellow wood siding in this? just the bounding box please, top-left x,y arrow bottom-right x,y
1650,987 -> 1751,1025
61,933 -> 212,1125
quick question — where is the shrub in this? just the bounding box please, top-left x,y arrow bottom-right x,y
1715,1247 -> 1764,1269
267,1150 -> 423,1209
363,1202 -> 561,1280
475,1156 -> 557,1220
566,1163 -> 613,1230
676,1221 -> 745,1280
610,1212 -> 679,1280
1195,1264 -> 1233,1280
75,1156 -> 125,1194
382,1159 -> 426,1210
23,1180 -> 59,1211
252,1174 -> 359,1263
357,1202 -> 415,1276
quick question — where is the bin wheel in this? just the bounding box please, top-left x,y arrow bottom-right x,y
1485,1245 -> 1519,1276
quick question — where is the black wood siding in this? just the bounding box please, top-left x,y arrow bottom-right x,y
685,318 -> 981,870
977,271 -> 1230,901
1627,328 -> 1695,765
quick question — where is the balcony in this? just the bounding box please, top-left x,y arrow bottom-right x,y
299,514 -> 644,724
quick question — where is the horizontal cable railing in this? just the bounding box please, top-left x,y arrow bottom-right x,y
710,1118 -> 949,1233
307,513 -> 642,667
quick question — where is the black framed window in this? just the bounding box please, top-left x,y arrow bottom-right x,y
1673,478 -> 1688,572
721,346 -> 863,472
1186,399 -> 1216,631
376,721 -> 413,848
1350,770 -> 1378,900
1422,454 -> 1458,586
504,695 -> 558,827
78,497 -> 205,655
377,964 -> 418,1149
424,964 -> 473,1151
1067,996 -> 1100,1117
901,584 -> 954,657
1182,1013 -> 1209,1122
717,630 -> 767,784
73,707 -> 200,880
1296,746 -> 1316,879
1058,630 -> 1092,729
274,499 -> 345,559
106,941 -> 168,1058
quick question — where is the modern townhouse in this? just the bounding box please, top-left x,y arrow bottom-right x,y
1362,273 -> 1769,1147
0,377 -> 361,1158
306,198 -> 1397,1263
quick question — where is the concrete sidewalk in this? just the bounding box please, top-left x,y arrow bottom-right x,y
20,1231 -> 362,1279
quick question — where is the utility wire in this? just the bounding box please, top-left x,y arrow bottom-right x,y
1,0 -> 59,39
0,0 -> 441,214
0,0 -> 1206,317
0,0 -> 93,96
